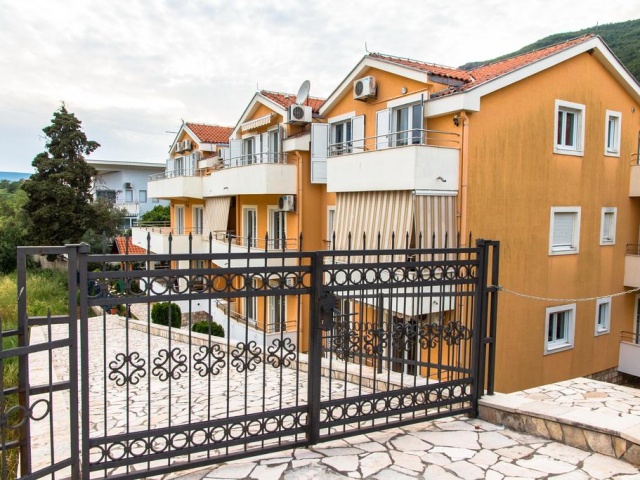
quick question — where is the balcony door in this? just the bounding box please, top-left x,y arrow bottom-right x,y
243,207 -> 257,247
393,103 -> 423,146
193,206 -> 204,235
269,208 -> 286,250
175,206 -> 185,235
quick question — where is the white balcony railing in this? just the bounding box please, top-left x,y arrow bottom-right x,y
619,331 -> 640,377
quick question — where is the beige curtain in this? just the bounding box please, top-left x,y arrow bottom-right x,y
204,197 -> 231,240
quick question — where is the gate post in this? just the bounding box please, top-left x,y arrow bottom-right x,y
470,239 -> 489,416
16,248 -> 31,476
306,252 -> 323,445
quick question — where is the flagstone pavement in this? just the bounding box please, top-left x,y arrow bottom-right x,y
172,415 -> 640,480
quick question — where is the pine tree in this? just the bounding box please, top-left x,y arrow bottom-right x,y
22,105 -> 100,246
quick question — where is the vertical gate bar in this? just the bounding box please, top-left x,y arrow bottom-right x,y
486,241 -> 500,396
78,245 -> 91,480
470,239 -> 489,417
16,247 -> 31,476
306,251 -> 323,445
67,244 -> 84,480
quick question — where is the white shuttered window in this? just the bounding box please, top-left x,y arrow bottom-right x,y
549,207 -> 581,255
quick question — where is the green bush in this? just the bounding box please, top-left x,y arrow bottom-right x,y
151,302 -> 182,328
192,321 -> 225,338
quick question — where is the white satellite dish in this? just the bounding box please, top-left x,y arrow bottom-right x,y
296,80 -> 311,105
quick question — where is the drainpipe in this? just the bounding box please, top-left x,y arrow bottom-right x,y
296,151 -> 303,247
459,112 -> 470,247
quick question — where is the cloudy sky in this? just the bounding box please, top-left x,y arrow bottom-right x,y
1,0 -> 638,173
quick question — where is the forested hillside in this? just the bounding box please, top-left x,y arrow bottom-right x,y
460,19 -> 640,81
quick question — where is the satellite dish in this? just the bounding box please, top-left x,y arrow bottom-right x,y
296,80 -> 311,105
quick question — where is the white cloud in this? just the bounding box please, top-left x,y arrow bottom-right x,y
0,0 -> 637,171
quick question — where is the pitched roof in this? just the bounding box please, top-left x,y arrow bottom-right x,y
113,237 -> 147,255
185,123 -> 233,144
260,90 -> 325,113
368,53 -> 471,82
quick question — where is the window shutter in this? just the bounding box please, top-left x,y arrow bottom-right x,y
553,212 -> 574,247
352,115 -> 365,153
229,139 -> 243,167
376,109 -> 390,149
166,158 -> 174,173
261,132 -> 269,163
311,123 -> 329,184
253,135 -> 261,163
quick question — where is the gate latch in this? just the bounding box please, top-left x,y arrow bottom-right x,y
318,293 -> 337,331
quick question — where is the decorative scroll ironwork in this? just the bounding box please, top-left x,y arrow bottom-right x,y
152,347 -> 188,381
230,341 -> 262,372
193,344 -> 226,377
443,321 -> 472,346
266,338 -> 297,368
108,352 -> 146,386
420,322 -> 442,348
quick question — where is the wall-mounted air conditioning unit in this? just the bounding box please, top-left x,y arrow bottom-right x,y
278,195 -> 296,212
183,140 -> 192,151
287,104 -> 312,124
353,76 -> 377,100
175,142 -> 184,153
124,182 -> 133,189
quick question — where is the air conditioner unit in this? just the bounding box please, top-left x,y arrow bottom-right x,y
124,182 -> 133,189
287,104 -> 312,124
278,195 -> 296,212
183,140 -> 192,151
353,76 -> 377,100
175,142 -> 183,153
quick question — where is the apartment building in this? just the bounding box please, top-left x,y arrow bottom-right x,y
134,35 -> 640,392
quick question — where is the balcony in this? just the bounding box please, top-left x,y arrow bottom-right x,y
326,129 -> 459,194
132,224 -> 206,254
618,331 -> 640,377
624,244 -> 640,288
630,164 -> 640,197
203,153 -> 297,197
148,169 -> 204,200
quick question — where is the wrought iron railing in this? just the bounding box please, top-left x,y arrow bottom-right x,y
224,152 -> 289,168
328,128 -> 460,157
621,330 -> 640,344
149,168 -> 205,181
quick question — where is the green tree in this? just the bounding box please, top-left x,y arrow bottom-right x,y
21,105 -> 120,248
139,205 -> 170,223
0,183 -> 28,273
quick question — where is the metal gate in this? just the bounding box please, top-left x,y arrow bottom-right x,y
7,238 -> 498,479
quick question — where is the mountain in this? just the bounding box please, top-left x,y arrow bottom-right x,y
0,171 -> 31,182
459,19 -> 640,81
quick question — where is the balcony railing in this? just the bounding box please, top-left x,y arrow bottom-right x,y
619,330 -> 640,377
627,244 -> 640,255
149,168 -> 205,181
328,128 -> 460,157
224,152 -> 288,168
212,231 -> 298,251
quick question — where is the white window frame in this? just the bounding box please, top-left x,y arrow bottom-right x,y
600,207 -> 617,246
242,206 -> 258,248
545,304 -> 576,354
392,102 -> 423,147
139,190 -> 147,203
125,189 -> 134,203
595,297 -> 611,336
245,278 -> 258,326
554,100 -> 585,156
604,110 -> 622,157
549,207 -> 581,255
268,127 -> 279,163
327,206 -> 336,249
268,206 -> 286,251
330,119 -> 353,155
267,280 -> 286,333
193,206 -> 204,235
175,205 -> 185,235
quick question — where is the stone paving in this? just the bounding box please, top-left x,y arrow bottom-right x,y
171,415 -> 640,480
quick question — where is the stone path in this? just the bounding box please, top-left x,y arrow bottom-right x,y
172,415 -> 640,480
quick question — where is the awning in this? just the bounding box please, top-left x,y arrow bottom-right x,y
241,114 -> 274,132
334,191 -> 414,261
413,194 -> 458,259
204,197 -> 231,239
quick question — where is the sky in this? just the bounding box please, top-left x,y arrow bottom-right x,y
0,0 -> 638,173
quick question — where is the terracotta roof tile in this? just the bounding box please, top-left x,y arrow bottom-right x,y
185,123 -> 233,144
368,53 -> 472,82
260,90 -> 325,113
113,237 -> 147,255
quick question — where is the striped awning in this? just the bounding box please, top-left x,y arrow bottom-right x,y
204,197 -> 231,237
241,114 -> 273,132
335,191 -> 414,260
413,195 -> 458,261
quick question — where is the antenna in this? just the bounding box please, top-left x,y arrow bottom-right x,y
296,80 -> 311,105
365,41 -> 370,53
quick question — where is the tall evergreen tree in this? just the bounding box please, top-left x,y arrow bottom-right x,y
22,105 -> 100,246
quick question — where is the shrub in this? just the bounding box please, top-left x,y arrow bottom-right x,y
192,321 -> 225,338
151,302 -> 182,328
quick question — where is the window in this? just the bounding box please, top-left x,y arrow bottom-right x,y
554,100 -> 585,155
125,189 -> 134,202
175,206 -> 185,235
604,110 -> 621,156
139,190 -> 147,203
600,207 -> 617,245
243,137 -> 255,164
267,281 -> 286,333
96,189 -> 116,203
393,103 -> 423,146
269,128 -> 279,162
331,120 -> 352,155
243,207 -> 257,247
595,298 -> 611,335
245,278 -> 257,325
269,208 -> 286,250
193,206 -> 204,235
545,304 -> 576,354
327,206 -> 336,249
549,207 -> 581,255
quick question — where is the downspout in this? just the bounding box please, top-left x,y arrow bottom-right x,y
295,151 -> 303,246
459,112 -> 470,246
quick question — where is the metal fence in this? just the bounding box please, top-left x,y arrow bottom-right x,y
5,237 -> 499,479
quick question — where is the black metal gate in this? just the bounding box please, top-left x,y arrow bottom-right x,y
7,238 -> 498,479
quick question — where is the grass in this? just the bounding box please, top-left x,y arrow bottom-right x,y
0,268 -> 70,479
